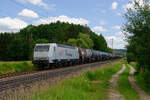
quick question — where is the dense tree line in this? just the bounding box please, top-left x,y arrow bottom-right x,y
0,21 -> 110,61
124,0 -> 150,72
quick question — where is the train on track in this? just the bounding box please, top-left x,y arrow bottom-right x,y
32,43 -> 122,69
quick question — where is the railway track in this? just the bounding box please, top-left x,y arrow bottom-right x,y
0,59 -> 118,99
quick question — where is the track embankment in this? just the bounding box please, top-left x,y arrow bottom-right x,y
0,59 -> 118,100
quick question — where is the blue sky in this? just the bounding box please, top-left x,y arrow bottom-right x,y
0,0 -> 136,49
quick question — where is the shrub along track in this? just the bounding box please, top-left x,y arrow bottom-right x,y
0,59 -> 119,99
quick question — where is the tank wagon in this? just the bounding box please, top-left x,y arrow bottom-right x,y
32,43 -> 121,69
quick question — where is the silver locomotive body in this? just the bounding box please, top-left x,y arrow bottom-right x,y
32,43 -> 79,69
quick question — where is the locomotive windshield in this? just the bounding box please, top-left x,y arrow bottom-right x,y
35,45 -> 49,52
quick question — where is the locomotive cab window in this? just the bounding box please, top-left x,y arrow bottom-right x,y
35,45 -> 49,52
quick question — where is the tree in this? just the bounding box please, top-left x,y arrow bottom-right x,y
123,0 -> 150,72
106,47 -> 113,53
0,33 -> 15,61
67,39 -> 77,47
8,37 -> 25,61
77,33 -> 94,49
91,33 -> 108,51
34,39 -> 49,44
67,33 -> 94,49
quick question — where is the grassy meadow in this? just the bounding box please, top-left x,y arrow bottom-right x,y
0,61 -> 35,74
27,60 -> 123,100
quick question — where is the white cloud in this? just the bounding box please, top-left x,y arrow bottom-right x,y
93,26 -> 107,32
18,9 -> 39,18
33,15 -> 89,25
20,0 -> 48,8
0,17 -> 27,32
112,2 -> 118,10
105,36 -> 126,49
99,20 -> 106,25
112,25 -> 121,30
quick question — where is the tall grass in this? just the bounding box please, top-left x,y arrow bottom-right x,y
118,65 -> 140,100
135,72 -> 150,94
129,62 -> 150,94
0,61 -> 35,74
129,62 -> 137,70
133,67 -> 150,94
28,60 -> 123,100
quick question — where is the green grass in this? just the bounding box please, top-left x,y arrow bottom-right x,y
118,64 -> 140,100
129,62 -> 150,94
134,72 -> 150,94
28,60 -> 123,100
129,62 -> 137,70
0,61 -> 35,74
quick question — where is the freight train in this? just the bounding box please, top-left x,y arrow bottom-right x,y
32,43 -> 121,69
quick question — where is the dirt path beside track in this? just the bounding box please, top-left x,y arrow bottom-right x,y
128,65 -> 150,100
109,64 -> 126,100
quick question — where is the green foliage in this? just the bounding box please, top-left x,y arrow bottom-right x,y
123,0 -> 150,72
130,62 -> 150,94
135,71 -> 150,94
28,60 -> 123,100
0,61 -> 35,74
91,33 -> 108,52
67,33 -> 94,49
0,33 -> 15,61
35,39 -> 49,44
0,22 -> 109,61
78,33 -> 94,49
106,48 -> 113,53
8,37 -> 26,61
67,39 -> 77,47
